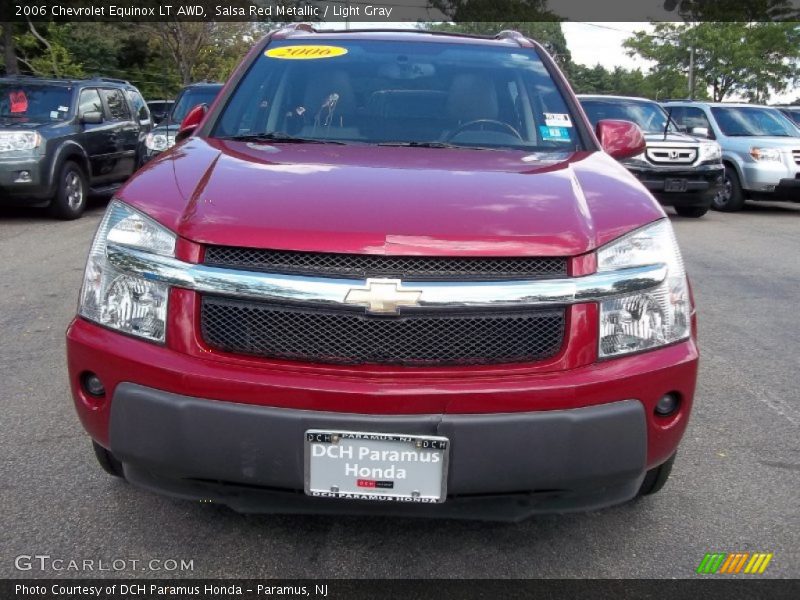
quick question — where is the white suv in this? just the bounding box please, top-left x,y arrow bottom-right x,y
663,102 -> 800,211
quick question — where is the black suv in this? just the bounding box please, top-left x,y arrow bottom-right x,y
0,76 -> 151,219
579,95 -> 724,218
140,82 -> 222,166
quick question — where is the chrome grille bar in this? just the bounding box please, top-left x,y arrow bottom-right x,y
106,244 -> 667,309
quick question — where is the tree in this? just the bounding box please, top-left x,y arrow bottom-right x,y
1,23 -> 19,75
624,22 -> 800,102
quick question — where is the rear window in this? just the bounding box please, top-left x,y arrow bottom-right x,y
0,84 -> 72,121
213,39 -> 583,152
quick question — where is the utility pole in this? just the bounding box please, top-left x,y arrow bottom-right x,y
688,44 -> 695,100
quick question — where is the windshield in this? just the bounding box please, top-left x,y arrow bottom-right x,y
212,39 -> 583,151
170,87 -> 221,123
0,84 -> 72,121
580,98 -> 677,134
711,106 -> 796,137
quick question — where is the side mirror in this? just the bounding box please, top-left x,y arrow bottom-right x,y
175,104 -> 207,144
596,119 -> 647,160
690,126 -> 710,138
80,111 -> 103,125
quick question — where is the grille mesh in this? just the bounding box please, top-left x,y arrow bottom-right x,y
201,296 -> 565,366
204,246 -> 567,281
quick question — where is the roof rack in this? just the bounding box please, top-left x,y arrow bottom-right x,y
280,23 -> 316,33
495,30 -> 532,47
89,76 -> 131,85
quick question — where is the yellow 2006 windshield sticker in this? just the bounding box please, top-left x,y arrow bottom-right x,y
266,45 -> 348,60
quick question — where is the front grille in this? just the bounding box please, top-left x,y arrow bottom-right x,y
792,150 -> 799,166
201,296 -> 566,366
204,246 -> 567,281
646,147 -> 697,165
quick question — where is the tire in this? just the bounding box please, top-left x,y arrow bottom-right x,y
711,165 -> 745,212
637,453 -> 676,497
92,441 -> 125,478
48,161 -> 88,220
674,205 -> 709,218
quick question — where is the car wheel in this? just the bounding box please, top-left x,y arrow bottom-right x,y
49,161 -> 88,220
674,205 -> 709,218
637,453 -> 676,496
711,166 -> 745,212
92,441 -> 125,478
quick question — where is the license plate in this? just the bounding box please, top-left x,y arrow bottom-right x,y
664,178 -> 688,192
304,430 -> 449,503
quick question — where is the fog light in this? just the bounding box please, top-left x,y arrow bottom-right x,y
81,372 -> 106,397
655,393 -> 680,416
14,170 -> 32,183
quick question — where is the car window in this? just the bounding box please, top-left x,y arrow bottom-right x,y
102,89 -> 131,121
0,84 -> 72,121
126,89 -> 150,122
212,39 -> 584,152
673,107 -> 713,133
171,87 -> 221,123
580,99 -> 678,133
780,108 -> 800,127
78,88 -> 103,117
710,106 -> 795,137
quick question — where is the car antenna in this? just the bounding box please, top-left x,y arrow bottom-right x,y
663,106 -> 675,141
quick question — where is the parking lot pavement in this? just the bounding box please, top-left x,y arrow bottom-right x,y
1,201 -> 798,579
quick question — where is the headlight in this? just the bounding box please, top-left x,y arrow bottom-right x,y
597,219 -> 691,358
749,147 -> 781,162
79,200 -> 176,342
145,133 -> 175,152
698,141 -> 721,162
0,131 -> 41,152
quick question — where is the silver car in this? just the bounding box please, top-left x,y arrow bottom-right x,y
663,101 -> 800,211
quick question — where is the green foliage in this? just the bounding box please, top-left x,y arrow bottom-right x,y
624,22 -> 800,102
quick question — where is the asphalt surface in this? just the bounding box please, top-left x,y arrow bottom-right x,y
1,198 -> 798,579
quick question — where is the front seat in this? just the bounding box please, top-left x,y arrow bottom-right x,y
446,74 -> 499,125
301,70 -> 357,128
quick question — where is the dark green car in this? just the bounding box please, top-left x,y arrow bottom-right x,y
0,76 -> 151,219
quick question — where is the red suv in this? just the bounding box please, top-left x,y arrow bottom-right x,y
67,27 -> 698,519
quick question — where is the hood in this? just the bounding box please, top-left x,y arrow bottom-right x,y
150,123 -> 179,136
119,138 -> 664,257
643,131 -> 704,145
0,119 -> 48,129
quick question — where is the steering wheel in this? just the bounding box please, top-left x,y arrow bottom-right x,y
445,119 -> 523,142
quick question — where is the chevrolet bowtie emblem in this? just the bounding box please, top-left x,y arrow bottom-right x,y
344,279 -> 423,314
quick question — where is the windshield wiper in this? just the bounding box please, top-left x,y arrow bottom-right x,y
223,132 -> 348,145
377,141 -> 499,151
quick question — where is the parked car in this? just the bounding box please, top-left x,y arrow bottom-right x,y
775,105 -> 800,128
579,95 -> 723,218
140,82 -> 222,166
67,27 -> 698,520
0,76 -> 151,219
663,101 -> 800,211
146,99 -> 174,125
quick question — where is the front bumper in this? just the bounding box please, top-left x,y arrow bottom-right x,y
740,159 -> 799,196
625,163 -> 724,207
0,156 -> 52,202
113,382 -> 647,519
67,316 -> 698,517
